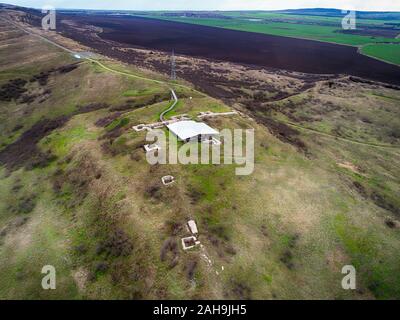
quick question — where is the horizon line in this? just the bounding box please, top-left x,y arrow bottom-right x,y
2,4 -> 400,13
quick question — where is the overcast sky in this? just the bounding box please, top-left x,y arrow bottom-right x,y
5,0 -> 400,11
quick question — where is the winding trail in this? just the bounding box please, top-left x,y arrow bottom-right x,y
280,119 -> 400,150
160,89 -> 179,122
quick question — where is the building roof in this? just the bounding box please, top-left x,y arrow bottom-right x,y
187,220 -> 198,234
167,120 -> 219,141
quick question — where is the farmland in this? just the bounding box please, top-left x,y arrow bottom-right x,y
362,44 -> 400,65
133,9 -> 400,65
53,14 -> 400,86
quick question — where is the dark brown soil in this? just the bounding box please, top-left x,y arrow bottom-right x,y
59,14 -> 400,85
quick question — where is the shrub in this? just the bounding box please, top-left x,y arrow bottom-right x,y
95,261 -> 109,273
100,229 -> 133,257
17,194 -> 37,214
160,237 -> 179,269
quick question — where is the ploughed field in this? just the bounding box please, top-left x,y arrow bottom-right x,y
63,14 -> 400,86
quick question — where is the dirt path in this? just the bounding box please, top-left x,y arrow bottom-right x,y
281,119 -> 400,150
160,89 -> 178,122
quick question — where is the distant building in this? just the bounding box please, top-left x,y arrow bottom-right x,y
167,120 -> 219,143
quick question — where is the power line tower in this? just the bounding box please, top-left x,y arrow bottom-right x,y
170,49 -> 176,81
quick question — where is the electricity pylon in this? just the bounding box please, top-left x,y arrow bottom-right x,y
171,50 -> 176,81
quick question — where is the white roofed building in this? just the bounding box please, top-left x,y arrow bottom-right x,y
187,220 -> 198,235
167,120 -> 219,142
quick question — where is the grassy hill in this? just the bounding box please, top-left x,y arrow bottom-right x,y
0,13 -> 400,300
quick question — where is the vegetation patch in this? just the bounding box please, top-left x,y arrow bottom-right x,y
0,78 -> 28,102
76,102 -> 110,113
351,179 -> 400,216
333,213 -> 400,299
0,216 -> 29,240
95,112 -> 122,127
279,234 -> 299,270
0,116 -> 68,171
258,116 -> 307,152
106,117 -> 130,132
96,229 -> 133,258
183,259 -> 198,281
228,278 -> 252,300
110,92 -> 170,111
160,237 -> 179,269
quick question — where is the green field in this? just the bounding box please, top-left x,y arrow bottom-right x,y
362,44 -> 400,65
134,11 -> 400,65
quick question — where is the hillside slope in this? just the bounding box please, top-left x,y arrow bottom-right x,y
0,10 -> 400,300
